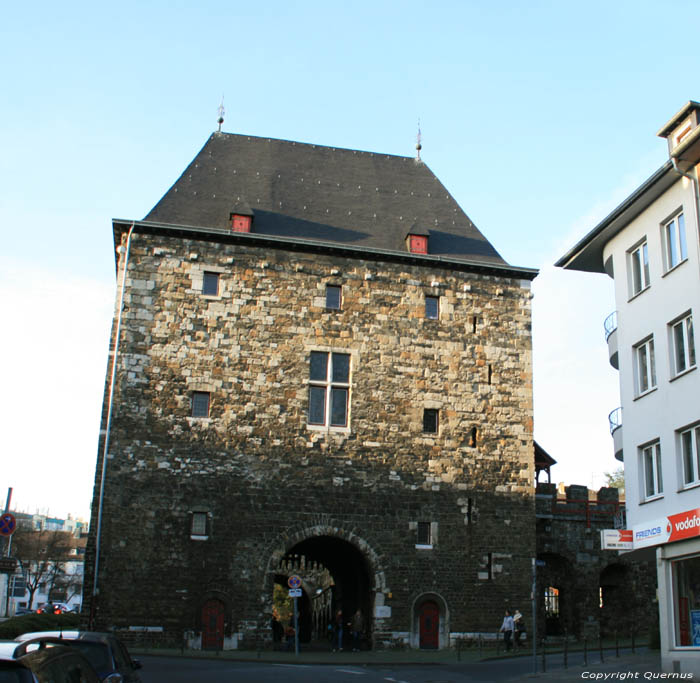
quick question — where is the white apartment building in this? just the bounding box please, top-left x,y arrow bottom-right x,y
557,101 -> 700,676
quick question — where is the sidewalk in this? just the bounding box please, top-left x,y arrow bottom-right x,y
507,648 -> 662,681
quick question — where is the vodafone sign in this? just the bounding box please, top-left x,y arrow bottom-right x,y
632,507 -> 700,549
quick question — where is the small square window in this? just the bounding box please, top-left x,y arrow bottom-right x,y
202,272 -> 219,296
191,392 -> 210,418
326,285 -> 341,310
417,522 -> 432,546
425,296 -> 439,320
423,409 -> 438,433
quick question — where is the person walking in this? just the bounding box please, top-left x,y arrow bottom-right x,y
513,609 -> 524,649
333,608 -> 344,651
351,609 -> 363,651
500,609 -> 514,651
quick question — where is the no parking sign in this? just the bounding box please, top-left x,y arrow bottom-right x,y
0,513 -> 16,537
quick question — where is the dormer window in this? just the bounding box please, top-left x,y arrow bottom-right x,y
231,214 -> 252,233
407,234 -> 428,254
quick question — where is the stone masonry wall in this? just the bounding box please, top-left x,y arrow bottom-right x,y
85,230 -> 535,647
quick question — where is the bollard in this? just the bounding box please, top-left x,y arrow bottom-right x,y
564,637 -> 568,669
457,638 -> 461,662
599,635 -> 604,663
616,631 -> 619,658
479,634 -> 482,657
584,638 -> 588,666
631,629 -> 635,653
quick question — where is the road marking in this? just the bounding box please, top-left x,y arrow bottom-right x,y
336,669 -> 366,675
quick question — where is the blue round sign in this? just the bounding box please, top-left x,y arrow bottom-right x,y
288,575 -> 301,589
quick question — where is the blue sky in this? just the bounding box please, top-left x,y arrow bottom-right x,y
2,1 -> 698,518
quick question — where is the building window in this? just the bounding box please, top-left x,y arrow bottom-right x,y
202,271 -> 219,296
662,212 -> 687,272
325,285 -> 342,310
633,337 -> 656,396
231,213 -> 252,233
308,351 -> 350,427
641,441 -> 663,499
545,587 -> 560,617
407,234 -> 428,254
191,392 -> 210,418
673,555 -> 700,647
628,241 -> 650,296
680,425 -> 700,487
190,512 -> 209,540
423,409 -> 438,434
671,314 -> 696,376
416,522 -> 433,545
425,295 -> 439,320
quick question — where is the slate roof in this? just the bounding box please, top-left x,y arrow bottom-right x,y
140,132 -> 534,276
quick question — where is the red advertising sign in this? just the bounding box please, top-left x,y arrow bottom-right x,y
667,508 -> 700,543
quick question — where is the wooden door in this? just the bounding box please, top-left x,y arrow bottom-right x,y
201,599 -> 225,650
419,600 -> 439,649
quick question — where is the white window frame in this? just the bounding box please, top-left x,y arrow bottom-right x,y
425,295 -> 440,320
190,511 -> 209,540
633,337 -> 656,396
640,441 -> 663,500
662,211 -> 688,272
307,351 -> 351,431
325,284 -> 342,310
670,313 -> 696,377
628,240 -> 650,297
679,424 -> 700,488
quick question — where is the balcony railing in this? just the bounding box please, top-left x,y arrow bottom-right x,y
609,407 -> 623,462
608,407 -> 622,434
604,311 -> 618,341
605,311 -> 619,369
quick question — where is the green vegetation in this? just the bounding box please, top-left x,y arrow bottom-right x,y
0,612 -> 80,639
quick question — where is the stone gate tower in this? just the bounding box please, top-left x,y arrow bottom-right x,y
84,132 -> 538,649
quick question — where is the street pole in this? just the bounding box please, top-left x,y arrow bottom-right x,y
293,596 -> 299,656
531,557 -> 537,674
3,488 -> 13,618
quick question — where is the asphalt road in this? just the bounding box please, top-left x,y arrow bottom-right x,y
137,650 -> 663,683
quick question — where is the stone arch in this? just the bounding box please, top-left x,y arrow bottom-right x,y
410,591 -> 450,650
260,520 -> 387,645
599,562 -> 633,638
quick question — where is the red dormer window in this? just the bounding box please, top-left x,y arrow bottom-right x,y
407,234 -> 428,254
231,214 -> 252,233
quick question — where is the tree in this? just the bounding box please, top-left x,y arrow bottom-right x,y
11,527 -> 73,610
604,467 -> 625,491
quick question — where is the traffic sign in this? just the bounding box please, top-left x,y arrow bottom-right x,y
0,513 -> 16,537
288,575 -> 301,589
0,557 -> 17,573
289,588 -> 302,598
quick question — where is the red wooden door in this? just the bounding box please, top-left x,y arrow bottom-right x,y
419,601 -> 439,649
201,599 -> 225,650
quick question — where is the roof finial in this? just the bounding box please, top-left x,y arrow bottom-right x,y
415,119 -> 422,162
217,96 -> 225,133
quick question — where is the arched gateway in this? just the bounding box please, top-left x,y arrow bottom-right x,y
263,525 -> 386,647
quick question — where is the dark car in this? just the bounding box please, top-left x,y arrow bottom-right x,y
35,604 -> 70,615
14,633 -> 142,682
1,644 -> 100,683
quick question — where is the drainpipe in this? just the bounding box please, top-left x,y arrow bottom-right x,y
90,222 -> 135,627
670,158 -> 700,278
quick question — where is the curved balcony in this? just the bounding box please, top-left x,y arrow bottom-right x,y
609,407 -> 623,462
604,311 -> 619,369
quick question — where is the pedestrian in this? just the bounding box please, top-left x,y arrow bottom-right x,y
513,609 -> 524,649
500,609 -> 514,651
351,609 -> 363,651
333,608 -> 343,651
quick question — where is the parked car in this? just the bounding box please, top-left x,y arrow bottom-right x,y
14,632 -> 142,682
35,604 -> 70,615
1,642 -> 100,683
